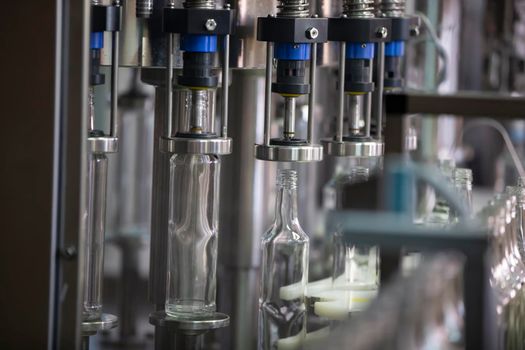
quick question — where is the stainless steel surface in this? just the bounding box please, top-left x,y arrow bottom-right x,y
255,144 -> 324,162
221,32 -> 231,137
81,313 -> 119,335
373,41 -> 385,139
190,90 -> 208,132
146,84 -> 171,305
88,137 -> 119,153
218,68 -> 276,350
342,0 -> 374,18
264,42 -> 274,146
166,34 -> 174,137
149,311 -> 230,334
232,0 -> 277,68
348,94 -> 364,135
337,41 -> 346,142
183,0 -> 215,8
283,97 -> 297,138
321,139 -> 385,157
136,0 -> 154,17
110,14 -> 120,138
378,0 -> 406,18
159,136 -> 233,154
277,0 -> 310,17
308,42 -> 317,143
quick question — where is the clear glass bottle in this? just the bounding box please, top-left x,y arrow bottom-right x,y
166,154 -> 220,317
83,151 -> 109,321
259,170 -> 309,350
426,159 -> 455,226
331,167 -> 379,292
450,168 -> 473,222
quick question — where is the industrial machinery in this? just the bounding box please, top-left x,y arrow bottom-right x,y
7,0 -> 525,350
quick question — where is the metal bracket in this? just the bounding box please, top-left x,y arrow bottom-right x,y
160,136 -> 232,155
163,8 -> 235,35
389,16 -> 420,41
149,311 -> 230,336
254,144 -> 323,162
327,17 -> 392,43
91,5 -> 121,32
321,139 -> 384,157
257,17 -> 328,43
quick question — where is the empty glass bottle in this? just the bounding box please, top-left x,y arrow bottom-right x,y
331,166 -> 379,291
259,170 -> 309,350
450,168 -> 473,222
83,150 -> 109,321
166,154 -> 220,317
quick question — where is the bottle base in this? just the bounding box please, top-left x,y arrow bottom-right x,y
165,300 -> 216,318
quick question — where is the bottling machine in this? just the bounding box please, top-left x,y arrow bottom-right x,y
6,0 -> 525,350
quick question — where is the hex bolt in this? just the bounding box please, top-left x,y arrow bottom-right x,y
306,27 -> 319,40
410,25 -> 420,37
61,245 -> 77,260
376,27 -> 388,39
205,19 -> 217,31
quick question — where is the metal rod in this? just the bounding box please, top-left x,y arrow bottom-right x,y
221,34 -> 230,138
283,97 -> 296,139
373,41 -> 385,140
81,336 -> 90,350
337,41 -> 346,143
364,91 -> 372,137
110,30 -> 120,138
264,42 -> 274,146
166,33 -> 174,138
307,42 -> 317,144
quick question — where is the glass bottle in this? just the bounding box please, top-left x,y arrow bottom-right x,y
450,168 -> 473,222
166,154 -> 220,317
259,169 -> 309,350
426,159 -> 455,226
331,167 -> 378,292
83,150 -> 109,321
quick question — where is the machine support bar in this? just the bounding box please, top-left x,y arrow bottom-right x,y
165,33 -> 174,138
264,42 -> 273,146
307,42 -> 317,144
337,41 -> 346,143
373,41 -> 385,139
221,34 -> 230,138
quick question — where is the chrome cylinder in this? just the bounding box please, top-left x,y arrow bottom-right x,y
277,0 -> 310,17
343,0 -> 375,18
378,0 -> 406,18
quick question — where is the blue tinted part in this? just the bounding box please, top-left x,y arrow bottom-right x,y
385,41 -> 405,57
90,32 -> 104,49
180,34 -> 218,53
346,42 -> 375,60
274,43 -> 311,60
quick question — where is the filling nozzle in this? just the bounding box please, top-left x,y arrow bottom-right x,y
189,89 -> 209,134
283,96 -> 297,139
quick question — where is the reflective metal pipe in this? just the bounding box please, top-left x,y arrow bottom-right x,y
283,97 -> 296,138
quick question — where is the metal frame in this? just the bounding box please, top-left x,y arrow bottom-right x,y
255,34 -> 324,162
163,4 -> 233,155
328,212 -> 494,350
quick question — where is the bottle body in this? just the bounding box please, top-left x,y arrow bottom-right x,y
259,170 -> 309,350
166,154 -> 220,317
83,152 -> 109,321
330,167 -> 379,292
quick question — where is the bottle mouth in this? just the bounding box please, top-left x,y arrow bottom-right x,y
277,169 -> 298,190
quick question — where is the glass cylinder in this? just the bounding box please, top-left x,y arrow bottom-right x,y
166,154 -> 220,317
176,88 -> 216,136
426,159 -> 455,226
259,170 -> 309,350
83,152 -> 109,321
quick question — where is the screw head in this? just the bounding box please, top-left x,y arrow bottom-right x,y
410,25 -> 420,37
376,27 -> 388,39
224,3 -> 231,9
306,27 -> 319,39
205,19 -> 217,31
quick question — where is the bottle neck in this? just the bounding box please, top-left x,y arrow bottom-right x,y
274,170 -> 299,228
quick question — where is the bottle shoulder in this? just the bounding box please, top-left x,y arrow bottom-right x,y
261,224 -> 309,245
